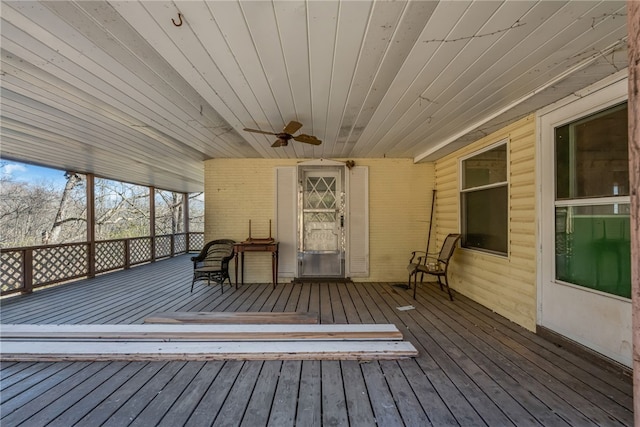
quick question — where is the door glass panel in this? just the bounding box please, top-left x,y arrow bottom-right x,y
553,102 -> 630,298
555,204 -> 631,298
555,104 -> 628,200
303,175 -> 338,252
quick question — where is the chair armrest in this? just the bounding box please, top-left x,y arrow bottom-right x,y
409,251 -> 427,264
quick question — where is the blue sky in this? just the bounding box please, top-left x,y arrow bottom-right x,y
1,160 -> 69,189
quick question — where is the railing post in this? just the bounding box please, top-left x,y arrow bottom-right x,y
125,239 -> 131,270
170,234 -> 175,258
150,186 -> 156,263
22,249 -> 33,294
87,174 -> 96,278
184,192 -> 190,253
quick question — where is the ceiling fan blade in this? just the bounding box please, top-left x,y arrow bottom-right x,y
283,121 -> 303,135
271,139 -> 288,147
293,134 -> 322,145
243,128 -> 278,136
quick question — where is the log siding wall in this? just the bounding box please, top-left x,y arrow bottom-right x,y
435,115 -> 537,331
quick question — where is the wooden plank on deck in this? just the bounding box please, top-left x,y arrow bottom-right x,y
0,324 -> 404,341
0,341 -> 419,362
143,311 -> 319,324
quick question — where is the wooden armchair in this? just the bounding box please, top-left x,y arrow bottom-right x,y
191,239 -> 236,292
407,233 -> 461,300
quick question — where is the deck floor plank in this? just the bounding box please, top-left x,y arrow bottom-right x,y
0,362 -> 73,401
340,360 -> 376,426
127,361 -> 207,427
240,360 -> 282,427
412,284 -> 628,426
267,359 -> 301,427
391,283 -> 615,426
0,361 -> 107,426
320,360 -> 349,426
75,361 -> 163,426
295,360 -> 322,426
213,361 -> 264,427
0,255 -> 633,426
38,361 -> 145,427
101,361 -> 188,427
381,283 -> 575,426
0,361 -> 48,391
184,360 -> 244,427
360,360 -> 405,426
318,282 -> 334,324
156,361 -> 225,427
361,282 -> 515,426
10,362 -> 128,427
329,283 -> 347,324
379,360 -> 433,426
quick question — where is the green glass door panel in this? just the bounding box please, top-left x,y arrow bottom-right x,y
555,205 -> 631,298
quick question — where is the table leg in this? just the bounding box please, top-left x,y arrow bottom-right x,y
234,253 -> 239,289
241,252 -> 245,286
272,250 -> 278,289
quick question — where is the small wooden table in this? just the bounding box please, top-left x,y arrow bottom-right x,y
234,240 -> 279,288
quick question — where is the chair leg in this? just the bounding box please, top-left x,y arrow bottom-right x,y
191,273 -> 196,293
443,274 -> 454,301
412,273 -> 418,299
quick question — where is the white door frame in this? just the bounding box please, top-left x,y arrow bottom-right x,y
536,70 -> 631,366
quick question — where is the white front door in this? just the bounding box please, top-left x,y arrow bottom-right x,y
298,166 -> 345,277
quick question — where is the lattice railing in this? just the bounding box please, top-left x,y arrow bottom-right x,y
33,244 -> 89,285
174,233 -> 187,253
1,250 -> 24,294
96,240 -> 127,273
130,237 -> 152,265
0,232 -> 204,296
189,233 -> 205,252
155,235 -> 172,259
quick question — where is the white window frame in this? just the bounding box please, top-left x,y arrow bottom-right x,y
459,138 -> 510,257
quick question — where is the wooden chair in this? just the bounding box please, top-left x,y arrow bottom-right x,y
407,233 -> 461,300
191,239 -> 235,292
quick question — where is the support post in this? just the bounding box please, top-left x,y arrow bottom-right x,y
150,186 -> 156,263
628,0 -> 640,421
184,192 -> 190,253
86,174 -> 96,278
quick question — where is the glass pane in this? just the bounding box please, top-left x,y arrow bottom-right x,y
461,185 -> 508,254
303,212 -> 337,251
555,204 -> 631,298
462,144 -> 507,189
304,176 -> 336,209
555,103 -> 628,200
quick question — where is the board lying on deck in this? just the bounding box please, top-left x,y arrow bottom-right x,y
0,340 -> 418,361
0,324 -> 404,341
143,311 -> 319,324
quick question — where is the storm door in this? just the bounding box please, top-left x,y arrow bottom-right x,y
298,166 -> 345,277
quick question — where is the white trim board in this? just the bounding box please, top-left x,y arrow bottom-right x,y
0,340 -> 418,362
0,324 -> 404,341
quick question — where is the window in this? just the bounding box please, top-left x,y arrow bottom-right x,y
554,103 -> 630,298
460,141 -> 508,255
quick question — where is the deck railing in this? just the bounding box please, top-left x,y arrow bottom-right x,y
0,232 -> 204,296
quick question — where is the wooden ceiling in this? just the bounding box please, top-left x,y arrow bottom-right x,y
0,1 -> 628,192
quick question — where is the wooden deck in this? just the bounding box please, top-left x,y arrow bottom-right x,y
0,255 -> 633,426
